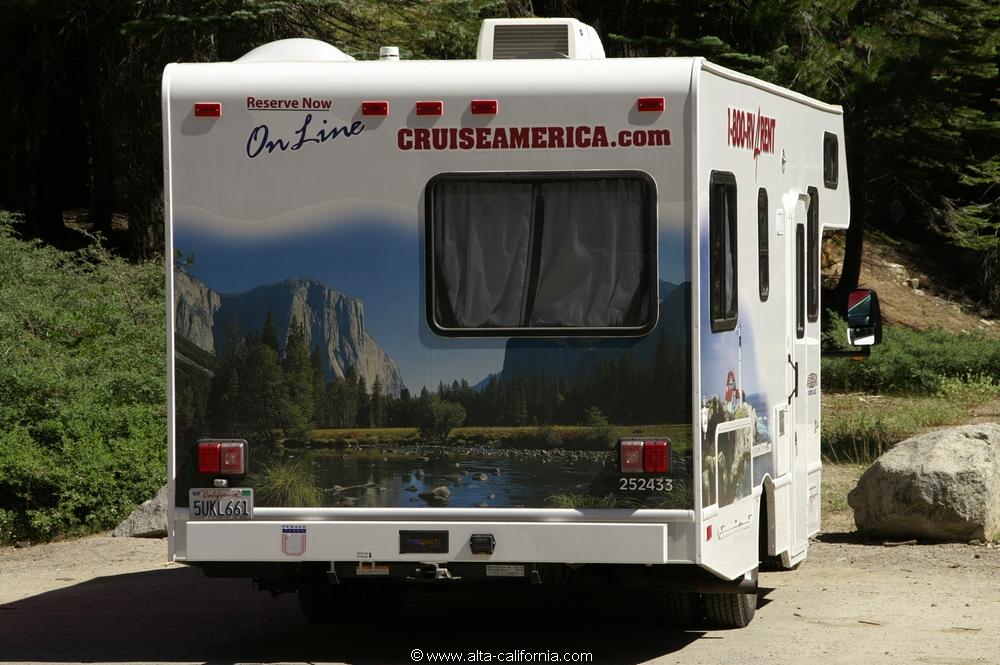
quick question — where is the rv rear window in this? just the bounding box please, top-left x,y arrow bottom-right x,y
427,172 -> 656,336
710,172 -> 738,332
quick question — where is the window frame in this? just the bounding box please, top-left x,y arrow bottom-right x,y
424,170 -> 659,338
757,187 -> 769,302
709,171 -> 739,333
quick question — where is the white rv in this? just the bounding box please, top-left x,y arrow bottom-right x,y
163,18 -> 881,628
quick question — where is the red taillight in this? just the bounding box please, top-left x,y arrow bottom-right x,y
620,440 -> 644,473
415,100 -> 443,116
198,442 -> 222,474
362,101 -> 389,116
619,438 -> 671,474
220,441 -> 246,474
470,99 -> 498,115
198,440 -> 246,475
637,96 -> 665,113
643,439 -> 670,473
194,102 -> 222,118
707,524 -> 713,541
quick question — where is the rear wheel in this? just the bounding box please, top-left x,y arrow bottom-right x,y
702,567 -> 758,629
652,590 -> 700,628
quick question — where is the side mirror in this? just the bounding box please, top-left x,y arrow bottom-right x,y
846,289 -> 882,346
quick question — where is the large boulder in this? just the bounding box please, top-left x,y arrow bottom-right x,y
848,423 -> 1000,542
112,485 -> 168,538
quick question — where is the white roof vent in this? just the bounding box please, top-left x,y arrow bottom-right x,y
237,38 -> 355,63
476,18 -> 605,60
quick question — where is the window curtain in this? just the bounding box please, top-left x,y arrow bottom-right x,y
529,179 -> 648,327
433,181 -> 534,328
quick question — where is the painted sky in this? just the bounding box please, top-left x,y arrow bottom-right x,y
175,212 -> 688,392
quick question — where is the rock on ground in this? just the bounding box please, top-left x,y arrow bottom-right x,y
112,485 -> 168,538
848,423 -> 1000,542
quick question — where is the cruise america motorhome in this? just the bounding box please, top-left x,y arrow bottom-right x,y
163,18 -> 882,628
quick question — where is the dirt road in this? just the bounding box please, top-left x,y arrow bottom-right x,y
2,528 -> 998,665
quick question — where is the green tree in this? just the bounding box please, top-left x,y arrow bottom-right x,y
281,317 -> 314,438
370,377 -> 386,428
416,395 -> 466,444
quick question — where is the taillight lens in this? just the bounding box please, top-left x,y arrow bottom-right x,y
619,440 -> 644,473
643,439 -> 670,473
619,438 -> 671,474
198,442 -> 221,474
197,440 -> 246,475
220,441 -> 246,474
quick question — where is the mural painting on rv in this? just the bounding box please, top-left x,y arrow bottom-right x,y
172,205 -> 693,510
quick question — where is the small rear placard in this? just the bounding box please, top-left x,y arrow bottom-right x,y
399,530 -> 449,554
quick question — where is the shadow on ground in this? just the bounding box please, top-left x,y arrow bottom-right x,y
0,566 -> 720,664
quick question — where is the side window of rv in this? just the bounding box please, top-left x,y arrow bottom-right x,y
807,186 -> 819,322
710,172 -> 738,332
757,188 -> 769,302
427,173 -> 656,335
824,132 -> 839,189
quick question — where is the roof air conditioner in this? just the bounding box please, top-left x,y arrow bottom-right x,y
476,18 -> 605,60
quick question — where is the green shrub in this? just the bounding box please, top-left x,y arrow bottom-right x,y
0,213 -> 165,543
249,458 -> 322,507
823,324 -> 1000,395
821,394 -> 967,464
415,395 -> 466,444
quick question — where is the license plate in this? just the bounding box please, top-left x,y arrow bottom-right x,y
189,488 -> 253,520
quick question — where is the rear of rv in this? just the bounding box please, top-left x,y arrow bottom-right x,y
163,20 -> 778,626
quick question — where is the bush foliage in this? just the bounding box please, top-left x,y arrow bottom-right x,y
823,324 -> 1000,395
0,214 -> 165,544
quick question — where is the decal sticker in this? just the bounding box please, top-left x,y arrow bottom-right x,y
281,524 -> 307,556
397,125 -> 670,151
727,106 -> 776,157
246,114 -> 365,159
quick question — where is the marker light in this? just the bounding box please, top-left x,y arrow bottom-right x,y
194,102 -> 222,118
362,101 -> 389,116
637,97 -> 665,113
619,440 -> 644,473
416,101 -> 444,116
471,99 -> 498,115
643,439 -> 670,473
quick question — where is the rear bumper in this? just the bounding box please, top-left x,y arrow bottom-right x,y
174,515 -> 697,565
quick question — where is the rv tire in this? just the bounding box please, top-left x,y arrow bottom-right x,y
652,590 -> 699,628
702,567 -> 757,629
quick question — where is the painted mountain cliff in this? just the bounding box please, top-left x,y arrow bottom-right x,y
174,270 -> 404,395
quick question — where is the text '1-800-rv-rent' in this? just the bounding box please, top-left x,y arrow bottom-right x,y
163,17 -> 882,628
